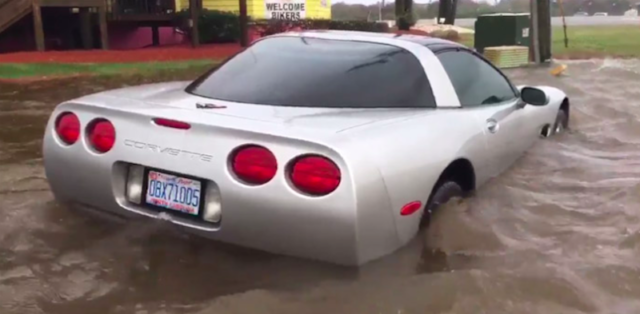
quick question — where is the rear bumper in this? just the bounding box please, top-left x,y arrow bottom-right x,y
43,131 -> 402,266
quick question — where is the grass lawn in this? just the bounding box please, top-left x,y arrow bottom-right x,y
460,25 -> 640,59
551,25 -> 640,59
0,25 -> 638,81
0,59 -> 216,80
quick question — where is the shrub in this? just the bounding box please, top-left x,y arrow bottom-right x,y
175,9 -> 240,44
427,29 -> 461,42
250,19 -> 390,37
395,17 -> 413,31
390,28 -> 430,36
176,9 -> 390,43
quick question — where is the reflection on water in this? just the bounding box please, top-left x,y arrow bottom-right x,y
2,60 -> 640,314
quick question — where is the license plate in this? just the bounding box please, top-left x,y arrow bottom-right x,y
145,170 -> 202,216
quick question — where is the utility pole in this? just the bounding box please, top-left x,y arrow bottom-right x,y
239,0 -> 249,47
438,0 -> 457,25
395,0 -> 411,30
530,0 -> 541,64
438,0 -> 448,24
189,0 -> 200,48
538,0 -> 552,61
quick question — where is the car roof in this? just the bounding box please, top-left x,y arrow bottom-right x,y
284,30 -> 466,52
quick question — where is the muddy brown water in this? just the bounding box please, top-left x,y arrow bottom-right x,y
1,60 -> 640,314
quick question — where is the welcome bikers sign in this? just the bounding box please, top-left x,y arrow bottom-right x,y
265,0 -> 307,20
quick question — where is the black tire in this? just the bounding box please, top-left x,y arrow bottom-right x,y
553,110 -> 568,135
422,181 -> 463,226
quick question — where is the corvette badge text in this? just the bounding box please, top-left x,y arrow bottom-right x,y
124,140 -> 213,163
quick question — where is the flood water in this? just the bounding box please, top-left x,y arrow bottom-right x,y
2,60 -> 640,314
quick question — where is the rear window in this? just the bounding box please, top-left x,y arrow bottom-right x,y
187,36 -> 436,108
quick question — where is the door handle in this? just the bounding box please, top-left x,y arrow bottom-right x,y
487,119 -> 499,133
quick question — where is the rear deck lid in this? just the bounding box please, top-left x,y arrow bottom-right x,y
80,82 -> 429,133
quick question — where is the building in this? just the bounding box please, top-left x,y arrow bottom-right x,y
176,0 -> 330,19
0,0 -> 331,53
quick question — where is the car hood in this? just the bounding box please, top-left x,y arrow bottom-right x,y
78,81 -> 439,133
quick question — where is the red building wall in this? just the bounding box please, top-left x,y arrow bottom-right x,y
108,26 -> 187,50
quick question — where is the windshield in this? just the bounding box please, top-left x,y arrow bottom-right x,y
186,37 -> 436,108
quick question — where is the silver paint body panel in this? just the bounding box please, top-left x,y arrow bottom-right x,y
42,31 -> 568,265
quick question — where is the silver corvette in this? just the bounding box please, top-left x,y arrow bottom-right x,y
43,30 -> 570,266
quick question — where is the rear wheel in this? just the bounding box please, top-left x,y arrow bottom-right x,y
412,180 -> 465,271
422,181 -> 463,226
553,109 -> 569,135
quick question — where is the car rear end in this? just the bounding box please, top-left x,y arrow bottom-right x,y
43,32 -> 441,266
43,98 -> 407,265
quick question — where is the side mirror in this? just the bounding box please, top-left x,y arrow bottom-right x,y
520,87 -> 549,106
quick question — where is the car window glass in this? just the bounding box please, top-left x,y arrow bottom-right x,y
436,50 -> 517,107
187,37 -> 437,108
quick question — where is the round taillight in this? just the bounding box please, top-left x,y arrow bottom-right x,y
88,119 -> 116,153
231,145 -> 278,185
55,112 -> 80,145
290,155 -> 341,196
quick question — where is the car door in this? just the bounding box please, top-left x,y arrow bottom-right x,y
436,49 -> 528,178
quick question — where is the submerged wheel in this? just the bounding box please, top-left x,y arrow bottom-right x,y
553,109 -> 569,135
422,181 -> 463,226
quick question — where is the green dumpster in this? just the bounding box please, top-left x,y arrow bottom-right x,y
474,13 -> 531,54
